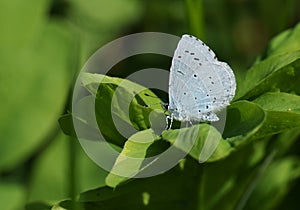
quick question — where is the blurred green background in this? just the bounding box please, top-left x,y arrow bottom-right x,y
0,0 -> 299,209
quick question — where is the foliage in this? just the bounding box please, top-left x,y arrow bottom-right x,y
0,0 -> 300,210
56,22 -> 300,209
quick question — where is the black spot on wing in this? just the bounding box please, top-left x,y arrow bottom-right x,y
177,70 -> 185,75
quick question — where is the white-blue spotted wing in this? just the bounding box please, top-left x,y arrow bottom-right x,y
168,34 -> 236,122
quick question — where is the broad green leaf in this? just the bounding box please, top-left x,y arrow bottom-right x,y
105,129 -> 159,188
236,51 -> 300,100
250,93 -> 300,139
227,94 -> 300,144
81,72 -> 163,110
0,0 -> 50,54
253,92 -> 300,113
55,159 -> 203,210
224,101 -> 266,146
263,22 -> 300,58
162,124 -> 233,163
28,131 -> 108,203
0,182 -> 25,210
59,114 -> 77,138
69,73 -> 164,146
0,21 -> 75,171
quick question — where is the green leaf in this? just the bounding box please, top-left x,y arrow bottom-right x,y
225,101 -> 266,146
268,128 -> 300,157
162,124 -> 233,163
25,202 -> 52,210
263,22 -> 300,58
199,144 -> 266,210
0,0 -> 50,54
54,159 -> 203,210
68,73 -> 164,146
236,51 -> 300,100
0,21 -> 76,171
253,92 -> 300,113
0,182 -> 25,210
27,132 -> 108,203
59,114 -> 77,138
226,94 -> 300,145
250,93 -> 300,139
105,129 -> 159,188
246,157 -> 300,210
81,72 -> 163,111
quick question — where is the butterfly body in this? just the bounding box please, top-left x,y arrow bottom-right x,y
167,35 -> 236,126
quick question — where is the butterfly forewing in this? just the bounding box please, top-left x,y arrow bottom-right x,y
168,34 -> 236,122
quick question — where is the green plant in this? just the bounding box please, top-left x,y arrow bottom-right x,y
55,23 -> 300,210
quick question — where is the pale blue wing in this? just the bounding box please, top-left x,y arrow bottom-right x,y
168,34 -> 236,122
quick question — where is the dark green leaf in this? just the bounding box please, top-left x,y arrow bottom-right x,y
55,159 -> 203,210
245,157 -> 300,210
25,202 -> 52,210
250,93 -> 300,139
236,51 -> 300,100
263,22 -> 300,58
225,101 -> 266,146
253,92 -> 300,113
59,114 -> 77,137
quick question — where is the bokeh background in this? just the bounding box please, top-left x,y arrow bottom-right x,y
0,0 -> 300,209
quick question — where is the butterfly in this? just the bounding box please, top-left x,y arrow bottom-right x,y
166,34 -> 236,129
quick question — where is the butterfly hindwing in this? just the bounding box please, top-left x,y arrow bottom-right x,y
168,34 -> 236,123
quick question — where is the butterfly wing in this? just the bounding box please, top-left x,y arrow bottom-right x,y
168,34 -> 236,122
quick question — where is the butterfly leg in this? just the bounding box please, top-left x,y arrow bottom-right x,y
165,116 -> 170,130
185,120 -> 193,127
169,115 -> 174,129
165,114 -> 174,130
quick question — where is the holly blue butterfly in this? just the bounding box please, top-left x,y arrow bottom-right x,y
166,34 -> 236,128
